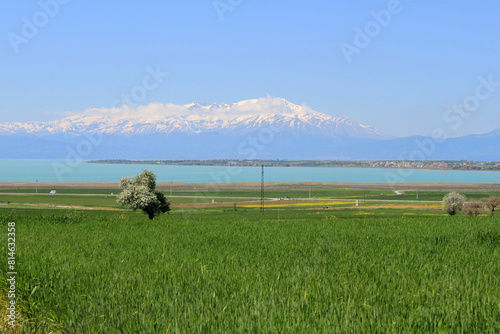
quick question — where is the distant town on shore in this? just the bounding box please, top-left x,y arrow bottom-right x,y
89,159 -> 500,171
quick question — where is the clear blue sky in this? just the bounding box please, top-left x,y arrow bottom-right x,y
1,0 -> 499,137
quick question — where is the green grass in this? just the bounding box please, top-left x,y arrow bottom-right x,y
2,186 -> 500,203
0,189 -> 121,195
1,207 -> 499,333
0,194 -> 121,208
0,194 -> 256,209
167,187 -> 500,202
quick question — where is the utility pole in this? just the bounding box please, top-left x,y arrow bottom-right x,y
416,188 -> 419,200
260,165 -> 264,214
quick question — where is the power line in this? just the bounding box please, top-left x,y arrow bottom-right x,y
260,165 -> 264,214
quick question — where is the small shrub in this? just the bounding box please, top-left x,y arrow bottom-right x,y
463,201 -> 483,217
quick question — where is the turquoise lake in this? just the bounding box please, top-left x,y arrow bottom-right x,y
0,160 -> 499,184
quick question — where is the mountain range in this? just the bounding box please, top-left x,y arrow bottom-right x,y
0,97 -> 380,138
0,97 -> 499,161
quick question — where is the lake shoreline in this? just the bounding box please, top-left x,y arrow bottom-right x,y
86,160 -> 500,173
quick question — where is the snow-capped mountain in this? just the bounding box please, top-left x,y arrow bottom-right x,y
3,97 -> 498,161
0,97 -> 381,138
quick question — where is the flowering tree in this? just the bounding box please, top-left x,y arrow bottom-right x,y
117,170 -> 170,219
442,192 -> 466,216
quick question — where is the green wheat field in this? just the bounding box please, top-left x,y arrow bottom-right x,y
1,190 -> 500,333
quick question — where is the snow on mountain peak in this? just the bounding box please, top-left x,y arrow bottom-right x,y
0,97 -> 381,137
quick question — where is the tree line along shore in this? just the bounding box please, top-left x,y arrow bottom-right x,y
88,159 -> 500,171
